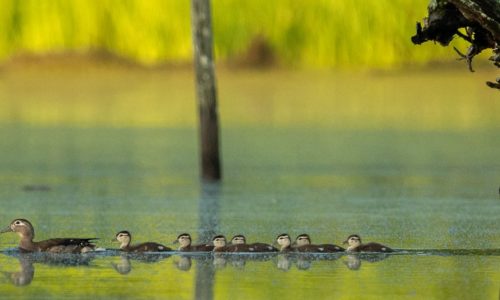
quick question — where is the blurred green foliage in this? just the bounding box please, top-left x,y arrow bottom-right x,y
0,0 -> 466,68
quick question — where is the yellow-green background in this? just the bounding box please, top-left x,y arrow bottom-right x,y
0,0 -> 471,68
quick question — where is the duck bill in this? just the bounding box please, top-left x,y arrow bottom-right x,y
342,240 -> 348,245
0,226 -> 12,233
172,240 -> 179,244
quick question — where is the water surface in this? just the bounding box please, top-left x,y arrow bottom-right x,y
0,68 -> 499,299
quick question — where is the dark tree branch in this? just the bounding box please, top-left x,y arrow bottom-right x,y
411,0 -> 500,90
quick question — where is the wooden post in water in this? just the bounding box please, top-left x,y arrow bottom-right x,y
191,0 -> 222,181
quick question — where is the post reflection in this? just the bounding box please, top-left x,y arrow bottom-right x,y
195,182 -> 220,300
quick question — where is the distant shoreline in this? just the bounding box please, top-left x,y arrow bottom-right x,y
1,51 -> 493,74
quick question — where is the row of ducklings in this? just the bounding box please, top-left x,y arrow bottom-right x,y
172,233 -> 393,253
1,218 -> 393,254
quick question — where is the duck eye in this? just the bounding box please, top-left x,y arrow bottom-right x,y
14,221 -> 21,225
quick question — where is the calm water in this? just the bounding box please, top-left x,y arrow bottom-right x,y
0,67 -> 499,299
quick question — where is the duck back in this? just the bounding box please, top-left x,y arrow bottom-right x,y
317,243 -> 344,252
35,238 -> 97,253
182,244 -> 214,252
125,242 -> 171,253
358,242 -> 393,252
248,243 -> 278,252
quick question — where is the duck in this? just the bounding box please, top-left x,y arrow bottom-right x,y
227,234 -> 278,252
113,230 -> 171,253
173,233 -> 214,252
212,235 -> 228,252
293,234 -> 344,253
343,234 -> 393,253
275,233 -> 294,252
0,218 -> 97,253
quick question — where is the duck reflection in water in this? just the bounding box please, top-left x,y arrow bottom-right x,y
111,254 -> 132,275
343,254 -> 362,270
275,254 -> 314,271
2,254 -> 34,286
276,254 -> 292,271
110,252 -> 171,275
343,253 -> 391,271
174,256 -> 192,271
3,252 -> 96,286
173,255 -> 217,272
295,255 -> 313,270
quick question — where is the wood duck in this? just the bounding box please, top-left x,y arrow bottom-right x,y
0,219 -> 97,253
173,233 -> 214,252
343,234 -> 393,253
212,235 -> 228,252
293,234 -> 344,253
275,233 -> 293,252
220,234 -> 278,252
114,230 -> 171,253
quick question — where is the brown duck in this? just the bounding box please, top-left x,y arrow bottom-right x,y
293,234 -> 344,253
0,218 -> 96,253
212,235 -> 228,252
114,230 -> 171,252
343,234 -> 393,253
224,234 -> 278,252
275,233 -> 294,252
173,233 -> 214,252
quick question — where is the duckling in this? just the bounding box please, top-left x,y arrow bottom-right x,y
174,233 -> 214,252
0,219 -> 96,253
114,231 -> 171,253
275,233 -> 293,252
212,235 -> 228,252
343,234 -> 393,253
224,234 -> 278,252
293,234 -> 344,253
